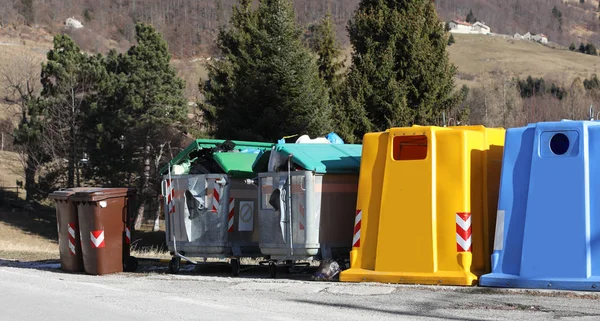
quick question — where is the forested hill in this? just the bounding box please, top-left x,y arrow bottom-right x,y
1,0 -> 599,57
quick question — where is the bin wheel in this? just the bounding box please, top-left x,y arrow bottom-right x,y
269,262 -> 277,279
124,256 -> 138,272
169,257 -> 181,274
231,258 -> 240,277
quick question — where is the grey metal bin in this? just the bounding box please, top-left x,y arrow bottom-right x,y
160,139 -> 274,276
255,143 -> 362,278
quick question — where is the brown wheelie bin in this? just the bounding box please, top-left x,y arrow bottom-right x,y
49,187 -> 94,273
71,188 -> 138,275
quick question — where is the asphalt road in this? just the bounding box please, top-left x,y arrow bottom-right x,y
2,259 -> 600,321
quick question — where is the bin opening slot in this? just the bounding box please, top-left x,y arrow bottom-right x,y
393,135 -> 428,160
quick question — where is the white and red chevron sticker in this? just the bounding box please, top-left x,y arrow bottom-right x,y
166,179 -> 175,215
352,209 -> 362,247
68,222 -> 77,255
212,180 -> 221,213
227,198 -> 235,232
456,212 -> 472,252
298,203 -> 306,230
90,230 -> 105,248
125,227 -> 131,244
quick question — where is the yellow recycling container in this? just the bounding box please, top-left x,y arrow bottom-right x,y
340,125 -> 505,286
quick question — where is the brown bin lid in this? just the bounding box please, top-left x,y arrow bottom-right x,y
70,187 -> 136,202
48,187 -> 96,201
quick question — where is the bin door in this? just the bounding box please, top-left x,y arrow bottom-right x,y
275,177 -> 289,243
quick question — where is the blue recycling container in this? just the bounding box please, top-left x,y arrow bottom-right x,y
480,120 -> 600,291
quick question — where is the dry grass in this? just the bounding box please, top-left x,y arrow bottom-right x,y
0,151 -> 25,199
0,221 -> 58,261
447,33 -> 600,88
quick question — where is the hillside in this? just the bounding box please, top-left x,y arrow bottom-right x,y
1,0 -> 600,58
448,33 -> 600,89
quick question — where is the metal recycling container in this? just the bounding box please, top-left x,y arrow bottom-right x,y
49,187 -> 94,273
256,144 -> 362,266
160,139 -> 274,275
70,188 -> 137,275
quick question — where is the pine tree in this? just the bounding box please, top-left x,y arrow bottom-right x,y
201,0 -> 332,142
88,23 -> 188,229
312,13 -> 345,91
39,35 -> 104,187
466,9 -> 476,24
448,34 -> 456,46
343,0 -> 460,140
569,43 -> 576,51
311,12 -> 348,139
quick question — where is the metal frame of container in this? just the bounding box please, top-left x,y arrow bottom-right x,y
162,173 -> 262,276
257,155 -> 359,278
160,139 -> 274,276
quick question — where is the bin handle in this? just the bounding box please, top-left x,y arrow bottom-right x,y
300,176 -> 305,191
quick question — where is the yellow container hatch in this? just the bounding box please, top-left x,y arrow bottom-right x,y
340,125 -> 505,286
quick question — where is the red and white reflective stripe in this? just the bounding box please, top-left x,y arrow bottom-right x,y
68,222 -> 77,255
352,210 -> 362,247
298,203 -> 305,230
125,227 -> 131,244
90,230 -> 106,248
456,212 -> 472,252
166,179 -> 175,215
227,198 -> 235,232
212,180 -> 221,213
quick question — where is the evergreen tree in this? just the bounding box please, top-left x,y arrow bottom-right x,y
311,12 -> 347,138
311,12 -> 345,91
466,9 -> 476,23
202,0 -> 331,142
448,34 -> 456,46
569,43 -> 576,51
342,0 -> 460,140
39,35 -> 104,187
88,23 -> 188,229
586,43 -> 598,55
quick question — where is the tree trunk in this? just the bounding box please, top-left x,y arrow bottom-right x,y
134,141 -> 151,230
152,197 -> 161,232
25,153 -> 36,201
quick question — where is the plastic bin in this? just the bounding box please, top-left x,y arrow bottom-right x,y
339,125 -> 505,286
480,120 -> 600,291
161,139 -> 274,275
256,143 -> 362,277
71,188 -> 137,275
49,187 -> 93,273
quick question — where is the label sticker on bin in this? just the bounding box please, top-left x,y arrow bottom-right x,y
238,201 -> 254,232
90,230 -> 106,248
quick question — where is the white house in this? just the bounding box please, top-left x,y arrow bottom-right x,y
531,33 -> 548,44
448,20 -> 492,35
448,20 -> 473,34
472,22 -> 491,34
65,17 -> 83,29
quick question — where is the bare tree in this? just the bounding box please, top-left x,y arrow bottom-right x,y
0,50 -> 43,201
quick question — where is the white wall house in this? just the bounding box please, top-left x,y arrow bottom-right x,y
65,17 -> 83,29
472,22 -> 491,35
448,20 -> 473,34
531,33 -> 548,44
448,20 -> 492,35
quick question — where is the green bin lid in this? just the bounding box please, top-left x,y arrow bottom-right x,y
272,144 -> 362,174
159,139 -> 274,175
212,152 -> 263,179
